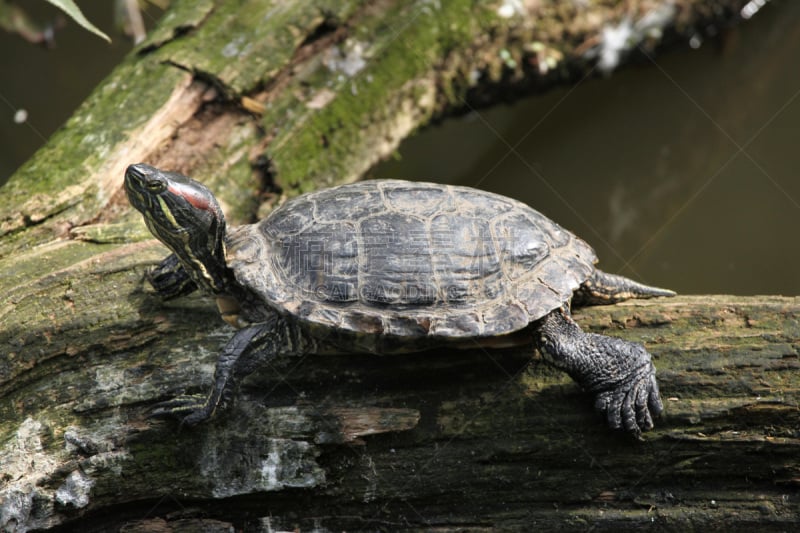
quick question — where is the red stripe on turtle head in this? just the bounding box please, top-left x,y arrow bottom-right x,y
168,182 -> 211,212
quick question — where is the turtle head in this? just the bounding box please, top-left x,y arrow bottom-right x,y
125,163 -> 229,294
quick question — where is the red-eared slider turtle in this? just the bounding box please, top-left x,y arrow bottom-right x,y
125,164 -> 674,436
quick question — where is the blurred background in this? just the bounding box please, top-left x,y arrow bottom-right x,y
2,1 -> 799,295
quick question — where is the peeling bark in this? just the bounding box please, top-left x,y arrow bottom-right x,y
2,0 -> 796,532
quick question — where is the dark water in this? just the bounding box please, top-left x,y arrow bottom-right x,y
2,2 -> 799,295
0,2 -> 148,180
373,3 -> 800,296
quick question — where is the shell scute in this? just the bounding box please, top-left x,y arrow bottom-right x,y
432,311 -> 484,336
493,213 -> 553,281
453,189 -> 514,218
513,282 -> 563,319
430,213 -> 502,306
265,198 -> 315,236
382,315 -> 432,337
383,182 -> 454,217
339,309 -> 385,335
359,212 -> 438,306
481,301 -> 530,334
271,221 -> 359,303
314,189 -> 382,223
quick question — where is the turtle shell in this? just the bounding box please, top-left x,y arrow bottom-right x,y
226,180 -> 596,339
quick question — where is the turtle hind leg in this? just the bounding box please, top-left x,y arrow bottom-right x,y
535,307 -> 663,437
574,269 -> 675,306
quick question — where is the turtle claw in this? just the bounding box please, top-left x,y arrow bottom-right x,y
148,394 -> 213,426
592,363 -> 662,438
640,372 -> 663,430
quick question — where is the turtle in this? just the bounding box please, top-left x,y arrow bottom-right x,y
124,163 -> 675,436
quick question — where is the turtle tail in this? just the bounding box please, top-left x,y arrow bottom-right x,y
573,269 -> 675,306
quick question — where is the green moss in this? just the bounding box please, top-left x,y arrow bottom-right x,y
0,240 -> 103,296
3,61 -> 185,205
265,0 -> 492,192
137,0 -> 215,50
159,0 -> 368,95
0,59 -> 190,264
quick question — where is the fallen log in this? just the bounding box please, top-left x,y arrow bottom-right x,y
4,0 -> 796,530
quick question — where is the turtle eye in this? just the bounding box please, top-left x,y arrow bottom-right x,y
145,178 -> 167,193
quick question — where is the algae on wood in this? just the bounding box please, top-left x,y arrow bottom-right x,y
3,0 -> 797,531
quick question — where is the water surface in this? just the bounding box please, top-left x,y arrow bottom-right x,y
373,3 -> 800,296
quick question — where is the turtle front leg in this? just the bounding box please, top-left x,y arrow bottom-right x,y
147,253 -> 198,299
150,318 -> 290,426
535,307 -> 663,437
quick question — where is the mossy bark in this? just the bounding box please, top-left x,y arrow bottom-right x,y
3,0 -> 796,531
2,283 -> 799,531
